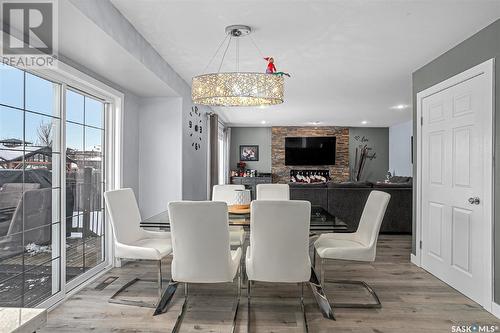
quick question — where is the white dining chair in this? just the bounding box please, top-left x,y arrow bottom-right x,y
256,183 -> 290,200
314,190 -> 390,308
246,200 -> 311,332
104,188 -> 172,307
212,184 -> 245,246
168,201 -> 242,332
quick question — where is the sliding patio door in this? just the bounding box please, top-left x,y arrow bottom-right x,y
64,89 -> 106,287
0,63 -> 111,307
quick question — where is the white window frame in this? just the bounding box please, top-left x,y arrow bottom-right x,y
25,62 -> 124,310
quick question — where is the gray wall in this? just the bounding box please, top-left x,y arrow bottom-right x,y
230,127 -> 272,173
412,19 -> 500,302
349,127 -> 389,182
389,120 -> 413,177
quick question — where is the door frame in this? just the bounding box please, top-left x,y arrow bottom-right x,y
414,59 -> 495,312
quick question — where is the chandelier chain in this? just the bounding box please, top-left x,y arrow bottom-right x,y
236,38 -> 239,72
248,34 -> 265,59
203,34 -> 229,72
218,35 -> 232,72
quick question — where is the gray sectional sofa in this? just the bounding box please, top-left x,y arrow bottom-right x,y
289,177 -> 412,234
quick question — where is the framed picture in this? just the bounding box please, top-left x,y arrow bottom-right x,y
240,145 -> 259,161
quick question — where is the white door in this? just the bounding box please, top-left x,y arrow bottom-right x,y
419,60 -> 493,308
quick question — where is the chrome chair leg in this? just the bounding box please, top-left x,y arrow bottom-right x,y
171,283 -> 188,333
158,260 -> 163,299
230,267 -> 241,333
300,283 -> 309,333
109,259 -> 166,308
247,280 -> 251,333
324,279 -> 382,308
320,258 -> 325,285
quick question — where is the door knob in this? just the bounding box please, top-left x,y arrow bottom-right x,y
468,197 -> 480,205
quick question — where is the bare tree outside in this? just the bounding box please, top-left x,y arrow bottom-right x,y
37,122 -> 53,148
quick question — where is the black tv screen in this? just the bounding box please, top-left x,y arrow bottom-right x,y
285,137 -> 336,166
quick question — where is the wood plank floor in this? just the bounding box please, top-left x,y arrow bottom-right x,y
41,235 -> 500,332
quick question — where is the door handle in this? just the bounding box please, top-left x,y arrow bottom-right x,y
468,197 -> 480,205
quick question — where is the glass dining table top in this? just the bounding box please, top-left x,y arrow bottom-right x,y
140,205 -> 351,233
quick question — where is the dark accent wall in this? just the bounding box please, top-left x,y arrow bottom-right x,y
412,19 -> 500,301
349,127 -> 389,182
271,127 -> 350,183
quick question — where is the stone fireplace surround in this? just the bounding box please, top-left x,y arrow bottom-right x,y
271,127 -> 350,184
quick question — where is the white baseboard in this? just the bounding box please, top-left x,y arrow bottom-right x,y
491,302 -> 500,319
410,253 -> 420,266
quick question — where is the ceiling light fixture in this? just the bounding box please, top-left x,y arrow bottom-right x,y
361,120 -> 369,125
261,120 -> 267,124
391,104 -> 410,110
192,25 -> 285,107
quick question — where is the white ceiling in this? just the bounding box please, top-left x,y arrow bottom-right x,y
59,1 -> 177,97
111,0 -> 500,127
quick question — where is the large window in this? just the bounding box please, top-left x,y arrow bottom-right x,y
0,64 -> 61,307
0,63 -> 112,307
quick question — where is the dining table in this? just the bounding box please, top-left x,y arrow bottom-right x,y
141,205 -> 344,320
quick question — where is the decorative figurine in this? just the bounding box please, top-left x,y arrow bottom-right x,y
264,57 -> 291,77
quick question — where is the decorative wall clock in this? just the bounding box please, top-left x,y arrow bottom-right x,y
188,106 -> 203,150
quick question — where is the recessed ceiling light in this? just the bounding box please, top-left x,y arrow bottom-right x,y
261,120 -> 267,124
361,120 -> 369,125
391,104 -> 410,110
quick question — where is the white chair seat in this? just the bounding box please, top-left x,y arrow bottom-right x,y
229,226 -> 245,246
116,238 -> 172,261
315,236 -> 373,262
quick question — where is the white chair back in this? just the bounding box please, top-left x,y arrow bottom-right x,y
247,200 -> 311,283
212,184 -> 245,204
104,188 -> 143,245
168,201 -> 234,283
355,190 -> 391,248
256,184 -> 290,200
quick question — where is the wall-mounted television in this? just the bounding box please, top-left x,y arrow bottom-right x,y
285,136 -> 336,166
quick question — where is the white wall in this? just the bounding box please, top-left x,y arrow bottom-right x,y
389,120 -> 413,176
69,0 -> 211,204
138,97 -> 183,217
122,93 -> 140,196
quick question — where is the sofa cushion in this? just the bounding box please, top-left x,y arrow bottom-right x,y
327,181 -> 373,188
374,181 -> 412,188
389,176 -> 412,183
289,182 -> 327,188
